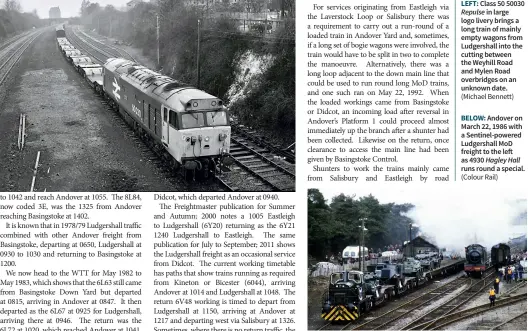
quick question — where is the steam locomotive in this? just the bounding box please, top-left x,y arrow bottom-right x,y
464,244 -> 488,277
491,243 -> 511,270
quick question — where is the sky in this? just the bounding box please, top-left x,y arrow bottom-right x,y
18,0 -> 131,18
316,185 -> 527,252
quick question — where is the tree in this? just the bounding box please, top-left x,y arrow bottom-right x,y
308,189 -> 334,258
308,190 -> 417,260
80,0 -> 91,16
4,0 -> 21,13
244,0 -> 265,13
280,0 -> 295,18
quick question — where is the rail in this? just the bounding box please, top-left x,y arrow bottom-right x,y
402,269 -> 498,330
318,274 -> 466,330
416,292 -> 527,330
220,134 -> 295,192
66,27 -> 109,63
489,311 -> 527,330
231,124 -> 295,164
347,276 -> 471,330
0,30 -> 43,86
77,29 -> 137,63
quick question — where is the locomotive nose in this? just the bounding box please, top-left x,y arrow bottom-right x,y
469,251 -> 481,263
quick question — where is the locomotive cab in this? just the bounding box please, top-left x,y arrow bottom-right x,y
161,97 -> 233,177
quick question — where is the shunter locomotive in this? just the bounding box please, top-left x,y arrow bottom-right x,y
321,271 -> 375,322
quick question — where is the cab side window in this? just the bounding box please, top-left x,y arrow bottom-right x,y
169,110 -> 178,128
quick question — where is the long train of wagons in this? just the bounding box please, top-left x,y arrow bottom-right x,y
321,252 -> 463,322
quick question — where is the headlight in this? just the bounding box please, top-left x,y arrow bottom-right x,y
204,136 -> 210,142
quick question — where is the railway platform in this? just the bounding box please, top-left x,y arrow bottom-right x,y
427,258 -> 465,278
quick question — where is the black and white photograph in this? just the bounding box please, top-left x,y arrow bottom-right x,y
308,188 -> 527,330
0,0 -> 295,192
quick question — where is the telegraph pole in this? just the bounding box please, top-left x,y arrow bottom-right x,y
358,218 -> 367,273
361,218 -> 365,272
196,19 -> 201,89
409,223 -> 413,257
156,14 -> 160,67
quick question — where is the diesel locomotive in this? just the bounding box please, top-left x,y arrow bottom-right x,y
464,244 -> 488,277
102,58 -> 233,178
56,28 -> 233,179
321,271 -> 374,322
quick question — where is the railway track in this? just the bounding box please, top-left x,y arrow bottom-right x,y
0,29 -> 42,86
348,276 -> 470,330
490,311 -> 527,330
231,124 -> 295,164
401,269 -> 497,329
0,30 -> 32,52
317,274 -> 465,331
410,291 -> 527,330
66,27 -> 110,63
217,134 -> 295,191
76,28 -> 137,63
66,25 -> 296,192
68,26 -> 136,64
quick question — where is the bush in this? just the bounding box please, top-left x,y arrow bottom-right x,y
0,9 -> 42,39
230,18 -> 295,133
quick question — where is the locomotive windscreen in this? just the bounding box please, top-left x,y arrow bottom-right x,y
181,113 -> 205,129
206,111 -> 228,126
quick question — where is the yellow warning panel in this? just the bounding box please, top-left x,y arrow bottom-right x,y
321,305 -> 359,321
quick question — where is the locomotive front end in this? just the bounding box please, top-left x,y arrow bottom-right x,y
321,272 -> 362,322
165,95 -> 233,178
